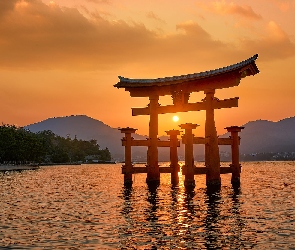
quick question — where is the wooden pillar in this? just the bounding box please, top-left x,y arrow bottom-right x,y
146,95 -> 160,184
119,127 -> 137,185
180,123 -> 198,187
165,129 -> 181,185
225,126 -> 244,187
204,89 -> 221,188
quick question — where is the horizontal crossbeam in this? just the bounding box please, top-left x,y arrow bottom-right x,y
122,139 -> 180,147
132,97 -> 239,116
192,137 -> 233,145
182,137 -> 240,145
122,166 -> 232,174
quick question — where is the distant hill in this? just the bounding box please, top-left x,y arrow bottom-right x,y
25,115 -> 295,161
219,116 -> 295,154
25,115 -> 145,160
25,115 -> 172,161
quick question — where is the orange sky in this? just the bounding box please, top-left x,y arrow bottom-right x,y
1,0 -> 295,136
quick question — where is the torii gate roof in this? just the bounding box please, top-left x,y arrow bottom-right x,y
114,54 -> 259,97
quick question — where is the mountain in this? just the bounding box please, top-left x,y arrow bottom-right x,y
220,117 -> 295,154
25,115 -> 146,160
25,115 -> 174,161
25,115 -> 295,161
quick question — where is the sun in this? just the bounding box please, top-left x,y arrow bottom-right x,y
172,115 -> 179,122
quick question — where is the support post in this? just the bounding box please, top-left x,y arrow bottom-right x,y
119,127 -> 137,185
204,89 -> 221,188
225,126 -> 244,187
165,129 -> 181,185
146,95 -> 160,184
180,123 -> 198,187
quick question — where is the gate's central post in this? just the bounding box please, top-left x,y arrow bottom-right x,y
165,129 -> 181,185
204,89 -> 221,188
180,123 -> 198,187
146,95 -> 160,184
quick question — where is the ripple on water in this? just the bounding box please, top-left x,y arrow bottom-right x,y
0,162 -> 295,249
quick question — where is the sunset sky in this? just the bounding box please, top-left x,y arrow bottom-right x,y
1,0 -> 295,136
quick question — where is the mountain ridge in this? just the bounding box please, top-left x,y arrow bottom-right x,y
25,115 -> 146,160
25,114 -> 295,160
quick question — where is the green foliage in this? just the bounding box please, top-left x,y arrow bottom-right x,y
0,124 -> 112,164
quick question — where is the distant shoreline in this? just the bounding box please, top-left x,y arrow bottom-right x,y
0,161 -> 117,172
0,165 -> 40,172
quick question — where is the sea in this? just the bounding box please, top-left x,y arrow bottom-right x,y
0,161 -> 294,249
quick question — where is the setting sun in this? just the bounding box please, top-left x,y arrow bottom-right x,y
172,115 -> 179,122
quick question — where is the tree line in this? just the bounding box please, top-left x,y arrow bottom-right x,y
0,124 -> 111,164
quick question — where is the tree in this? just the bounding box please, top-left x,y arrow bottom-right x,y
0,124 -> 112,164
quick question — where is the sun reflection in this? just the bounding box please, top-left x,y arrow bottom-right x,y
175,165 -> 186,229
177,163 -> 184,189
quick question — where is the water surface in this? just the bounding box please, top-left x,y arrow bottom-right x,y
0,162 -> 294,249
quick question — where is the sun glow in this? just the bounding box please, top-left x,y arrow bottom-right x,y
173,115 -> 179,122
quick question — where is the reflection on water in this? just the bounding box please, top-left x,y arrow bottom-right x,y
120,177 -> 254,249
1,162 -> 295,249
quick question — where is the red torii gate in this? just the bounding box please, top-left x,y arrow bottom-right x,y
115,54 -> 259,188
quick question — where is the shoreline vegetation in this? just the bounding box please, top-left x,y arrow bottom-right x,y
0,124 -> 112,166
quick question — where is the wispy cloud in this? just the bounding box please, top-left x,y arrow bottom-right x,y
86,0 -> 111,4
240,21 -> 295,61
146,11 -> 166,24
266,0 -> 295,12
199,0 -> 262,19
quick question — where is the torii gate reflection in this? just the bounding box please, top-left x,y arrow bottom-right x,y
115,54 -> 259,188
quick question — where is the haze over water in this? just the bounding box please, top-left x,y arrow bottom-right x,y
1,162 -> 294,249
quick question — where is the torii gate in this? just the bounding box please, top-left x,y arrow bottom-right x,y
114,54 -> 259,187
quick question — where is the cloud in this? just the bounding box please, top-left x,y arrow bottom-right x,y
85,0 -> 111,4
0,0 -> 157,70
0,0 -> 294,73
146,11 -> 166,24
0,1 -> 226,71
176,20 -> 211,39
265,0 -> 295,12
200,0 -> 262,19
240,21 -> 295,61
0,0 -> 18,18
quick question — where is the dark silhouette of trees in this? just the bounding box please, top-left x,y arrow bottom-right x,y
0,124 -> 111,164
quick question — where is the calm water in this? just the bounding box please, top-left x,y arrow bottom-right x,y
0,162 -> 294,249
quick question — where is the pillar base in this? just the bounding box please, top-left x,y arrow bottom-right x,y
171,172 -> 179,186
146,178 -> 160,186
231,177 -> 240,188
184,179 -> 196,187
206,178 -> 221,192
147,180 -> 160,193
185,185 -> 195,196
124,179 -> 133,187
171,179 -> 179,186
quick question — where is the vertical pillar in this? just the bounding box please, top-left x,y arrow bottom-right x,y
165,129 -> 181,185
180,123 -> 198,187
119,127 -> 137,185
147,95 -> 160,184
225,126 -> 244,187
204,89 -> 221,188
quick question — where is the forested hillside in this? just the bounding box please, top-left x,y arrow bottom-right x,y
0,124 -> 111,164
